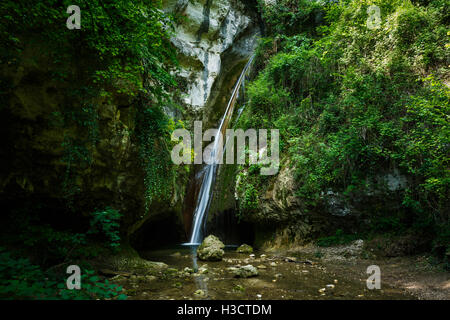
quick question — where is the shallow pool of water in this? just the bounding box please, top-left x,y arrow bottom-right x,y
131,246 -> 415,300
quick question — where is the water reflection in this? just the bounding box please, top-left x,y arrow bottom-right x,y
189,245 -> 208,296
139,245 -> 414,300
190,245 -> 199,272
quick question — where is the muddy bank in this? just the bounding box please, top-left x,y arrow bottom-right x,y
268,241 -> 450,300
96,242 -> 447,300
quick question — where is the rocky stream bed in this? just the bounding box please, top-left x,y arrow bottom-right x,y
100,239 -> 449,300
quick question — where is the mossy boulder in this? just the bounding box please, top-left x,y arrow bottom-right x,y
100,245 -> 168,275
227,265 -> 258,278
197,235 -> 225,261
236,243 -> 253,254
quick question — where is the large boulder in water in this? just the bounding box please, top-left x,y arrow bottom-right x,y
197,235 -> 225,261
236,244 -> 253,254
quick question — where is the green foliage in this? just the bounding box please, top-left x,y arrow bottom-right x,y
238,0 -> 449,255
370,217 -> 405,234
241,184 -> 260,212
316,229 -> 359,247
257,0 -> 325,36
134,101 -> 178,207
0,1 -> 181,299
20,224 -> 87,260
88,207 -> 122,250
0,248 -> 57,299
235,162 -> 271,218
0,0 -> 178,205
0,247 -> 126,300
0,0 -> 177,94
397,76 -> 450,217
7,204 -> 122,264
57,269 -> 126,300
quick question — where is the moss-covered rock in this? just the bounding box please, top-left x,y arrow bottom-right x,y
227,264 -> 258,278
98,245 -> 168,276
197,235 -> 225,261
236,244 -> 253,254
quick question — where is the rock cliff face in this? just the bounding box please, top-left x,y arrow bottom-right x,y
165,0 -> 260,122
168,0 -> 261,239
231,160 -> 411,248
0,0 -> 261,245
0,44 -> 158,238
230,163 -> 326,247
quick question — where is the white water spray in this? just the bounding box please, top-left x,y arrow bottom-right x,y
185,57 -> 254,245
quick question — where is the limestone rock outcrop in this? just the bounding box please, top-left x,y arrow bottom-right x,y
197,235 -> 225,261
164,0 -> 260,112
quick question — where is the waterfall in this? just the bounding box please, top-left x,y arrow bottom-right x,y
185,56 -> 254,245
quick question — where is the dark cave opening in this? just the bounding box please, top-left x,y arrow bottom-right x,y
130,212 -> 186,250
206,209 -> 255,246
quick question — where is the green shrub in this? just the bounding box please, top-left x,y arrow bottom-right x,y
88,207 -> 122,250
0,0 -> 179,207
237,0 -> 449,250
257,0 -> 325,36
19,224 -> 87,260
370,217 -> 405,234
317,229 -> 359,247
0,247 -> 126,300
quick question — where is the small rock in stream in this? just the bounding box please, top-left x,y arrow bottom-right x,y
285,257 -> 297,262
236,244 -> 253,254
198,266 -> 209,274
184,267 -> 194,274
146,275 -> 157,281
194,289 -> 206,297
233,285 -> 245,292
227,265 -> 259,278
257,265 -> 267,269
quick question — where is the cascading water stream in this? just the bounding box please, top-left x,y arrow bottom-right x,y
185,56 -> 254,245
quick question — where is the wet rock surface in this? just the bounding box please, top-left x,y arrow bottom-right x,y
114,245 -> 433,300
236,244 -> 253,254
197,235 -> 225,261
164,0 -> 259,111
227,265 -> 258,278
